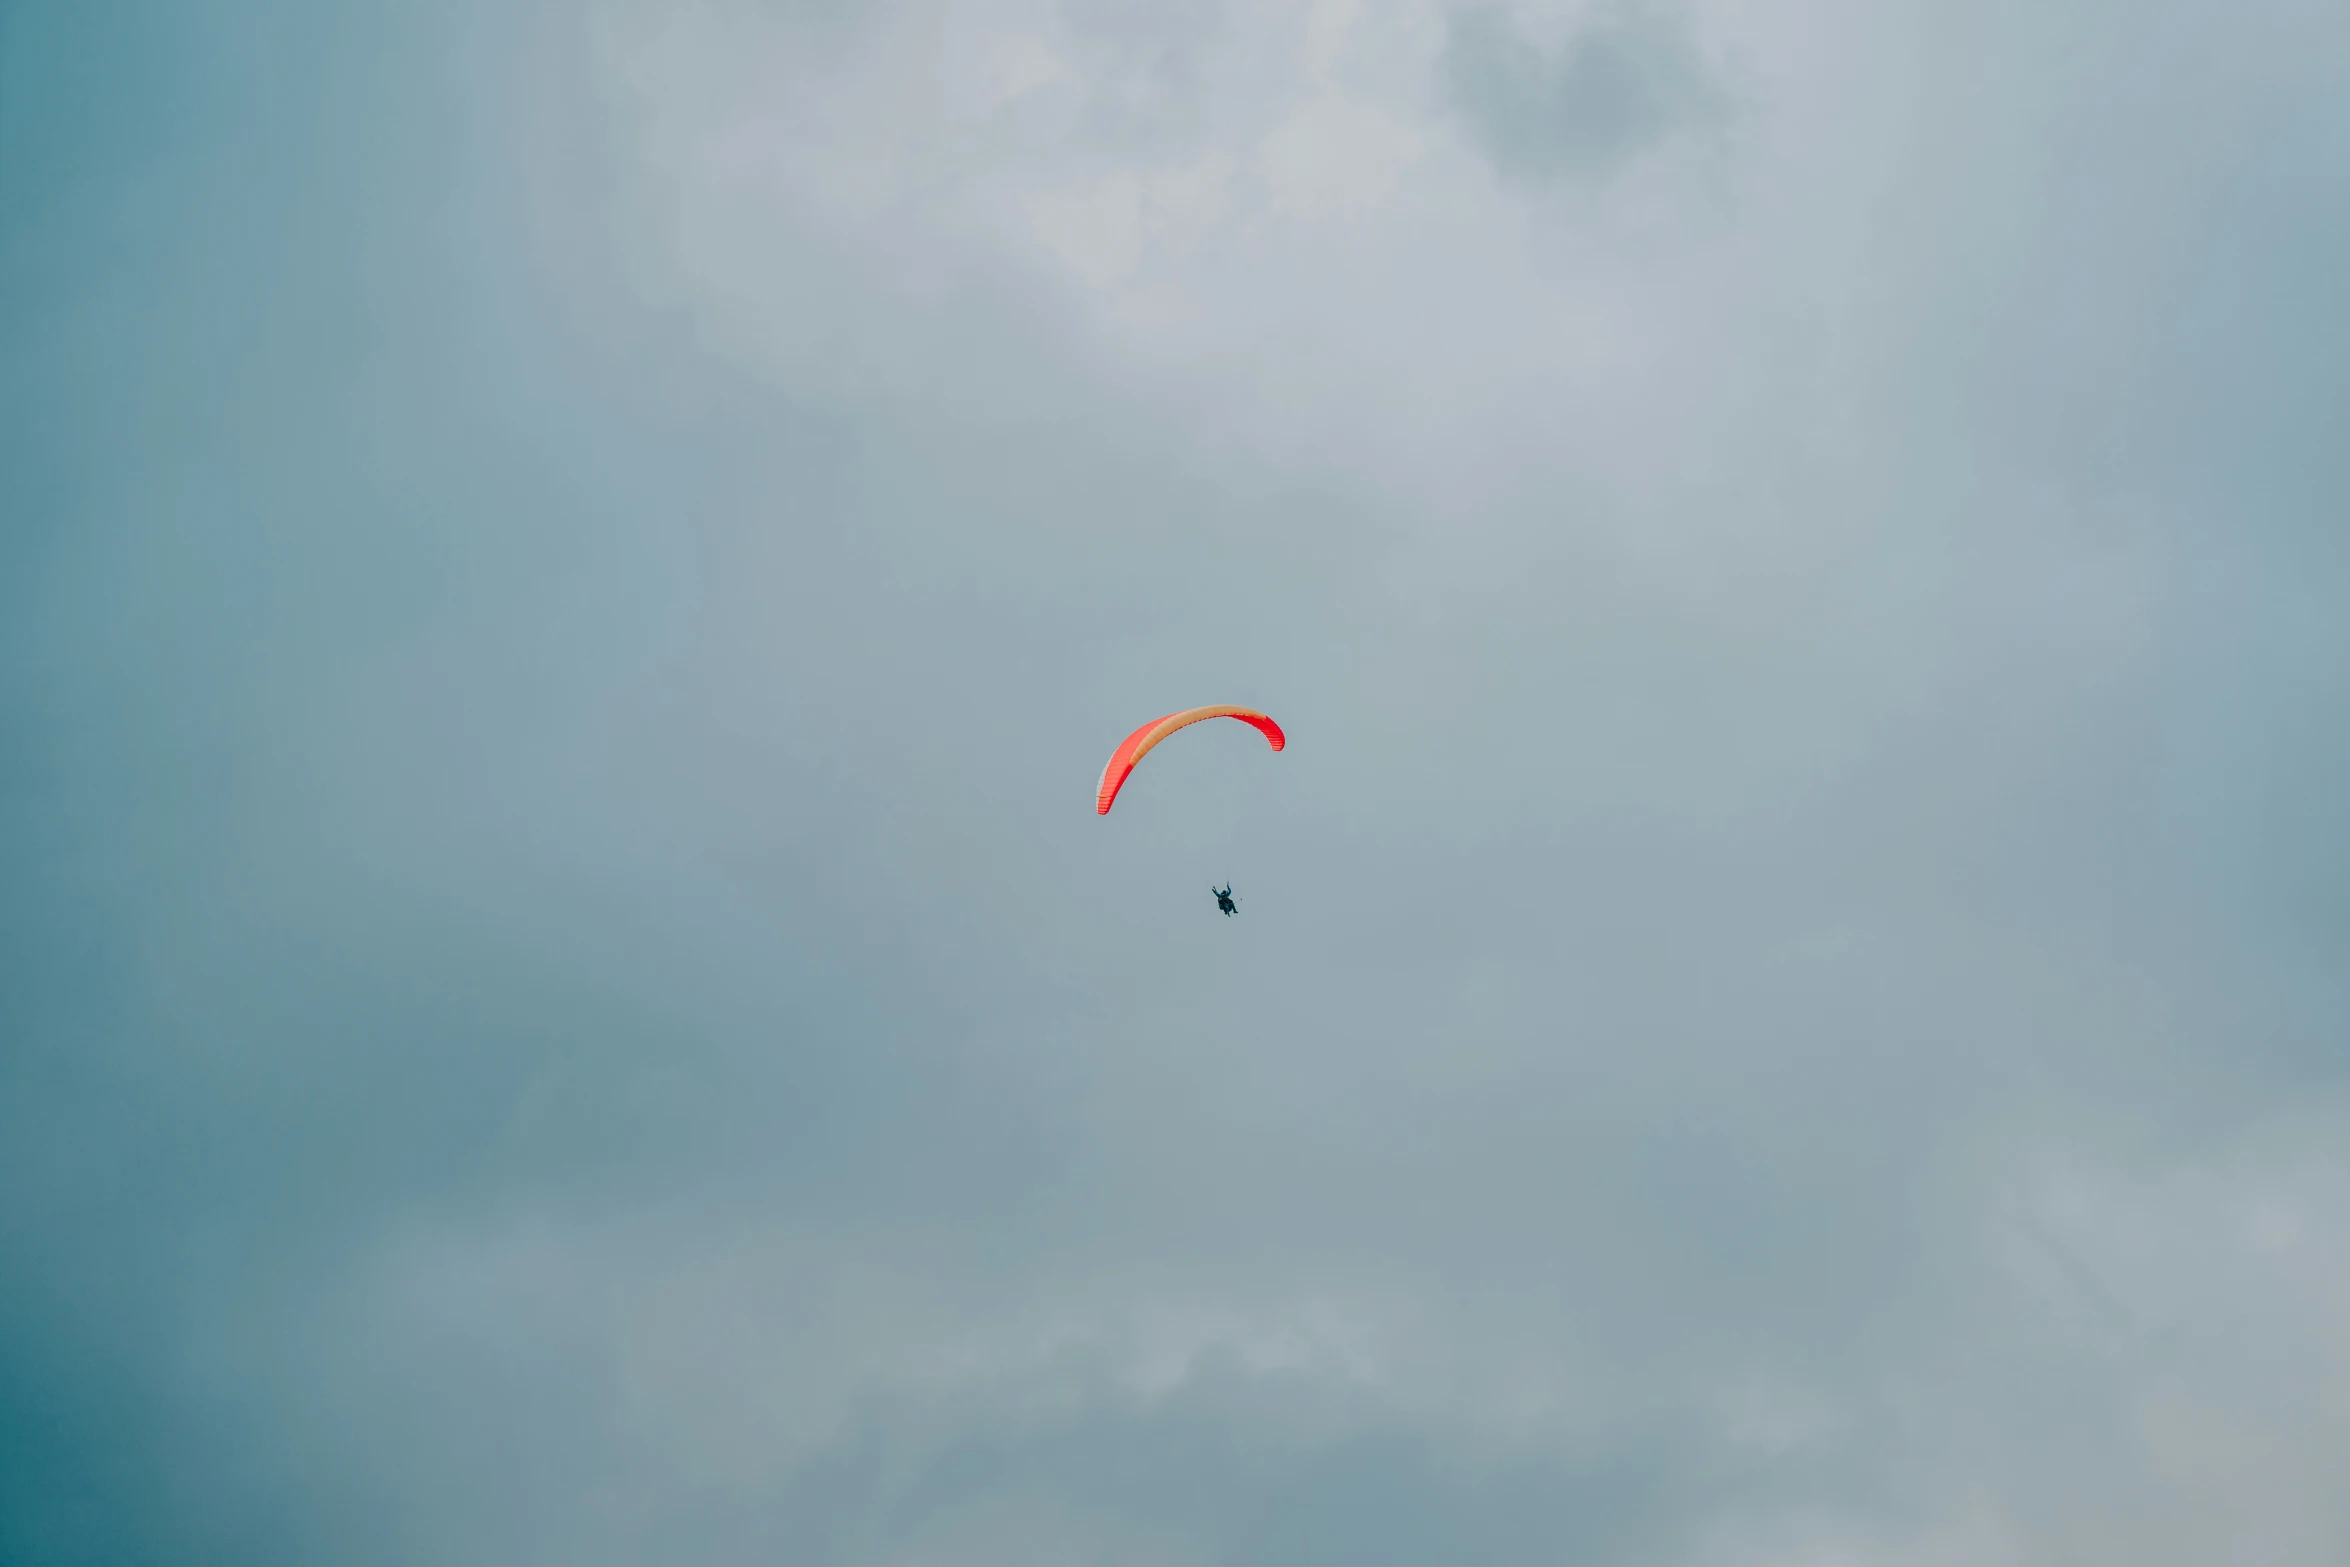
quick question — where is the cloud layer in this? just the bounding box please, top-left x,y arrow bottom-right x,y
5,0 -> 2348,1561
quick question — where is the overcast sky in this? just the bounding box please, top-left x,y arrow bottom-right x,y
5,0 -> 2348,1561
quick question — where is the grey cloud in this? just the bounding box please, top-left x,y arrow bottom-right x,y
1442,4 -> 1721,181
598,1365 -> 1695,1567
5,0 -> 2350,1561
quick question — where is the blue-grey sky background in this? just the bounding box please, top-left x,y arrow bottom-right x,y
4,0 -> 2347,1561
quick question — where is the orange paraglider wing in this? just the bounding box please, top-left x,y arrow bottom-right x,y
1095,705 -> 1286,814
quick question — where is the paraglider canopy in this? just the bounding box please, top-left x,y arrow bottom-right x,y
1095,706 -> 1285,815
